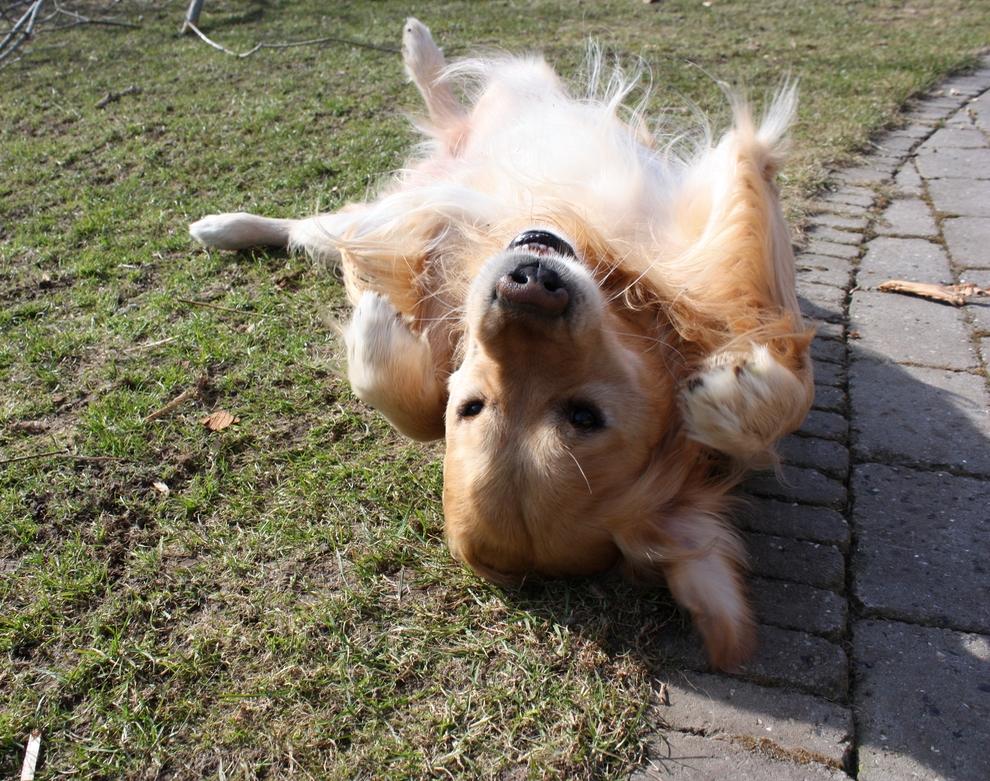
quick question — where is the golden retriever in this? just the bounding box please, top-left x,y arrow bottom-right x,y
190,19 -> 814,670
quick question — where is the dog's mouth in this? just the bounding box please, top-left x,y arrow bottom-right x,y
506,229 -> 576,259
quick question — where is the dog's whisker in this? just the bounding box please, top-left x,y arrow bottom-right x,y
563,445 -> 593,496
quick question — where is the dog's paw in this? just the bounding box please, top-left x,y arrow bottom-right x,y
345,291 -> 444,440
189,212 -> 288,250
680,345 -> 808,458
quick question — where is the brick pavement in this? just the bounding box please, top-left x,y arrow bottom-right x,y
632,59 -> 990,780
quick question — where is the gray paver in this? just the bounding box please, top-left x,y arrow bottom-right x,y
854,620 -> 990,781
852,464 -> 990,632
733,496 -> 849,550
928,178 -> 990,216
776,434 -> 848,479
657,672 -> 853,766
803,239 -> 859,259
892,160 -> 923,196
797,409 -> 847,441
746,532 -> 844,591
750,578 -> 847,638
811,359 -> 845,387
743,465 -> 847,509
917,125 -> 987,150
849,358 -> 990,474
811,211 -> 869,231
811,384 -> 845,413
915,146 -> 990,179
960,269 -> 990,333
634,733 -> 848,780
799,283 -> 845,323
811,337 -> 845,364
942,216 -> 990,268
797,258 -> 852,290
834,165 -> 891,186
806,225 -> 860,245
811,319 -> 844,341
822,187 -> 876,208
857,236 -> 951,288
873,198 -> 937,238
848,292 -> 976,369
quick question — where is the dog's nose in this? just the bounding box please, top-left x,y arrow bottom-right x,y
496,261 -> 569,316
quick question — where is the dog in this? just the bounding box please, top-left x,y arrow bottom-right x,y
189,19 -> 814,670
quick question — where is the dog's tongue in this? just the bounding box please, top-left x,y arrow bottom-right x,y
507,230 -> 575,258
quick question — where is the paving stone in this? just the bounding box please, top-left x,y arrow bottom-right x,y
942,216 -> 990,267
873,198 -> 937,238
981,335 -> 990,362
744,465 -> 847,509
849,358 -> 990,474
795,254 -> 854,289
939,70 -> 990,95
821,187 -> 876,209
960,269 -> 990,333
928,178 -> 990,217
812,360 -> 845,387
658,623 -> 849,700
849,292 -> 976,369
750,578 -> 847,638
834,166 -> 891,186
903,99 -> 965,122
854,620 -> 990,781
810,319 -> 844,341
803,239 -> 860,260
806,225 -> 860,245
873,133 -> 920,155
811,384 -> 845,413
811,337 -> 845,364
811,211 -> 869,231
634,732 -> 848,780
776,434 -> 849,479
733,496 -> 850,550
857,236 -> 952,288
656,672 -> 853,766
917,125 -> 987,150
798,281 -> 846,319
892,161 -> 923,196
943,106 -> 973,129
971,90 -> 990,133
851,464 -> 990,632
798,409 -> 847,441
915,146 -> 990,179
746,532 -> 844,591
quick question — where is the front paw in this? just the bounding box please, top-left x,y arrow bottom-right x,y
344,291 -> 444,440
680,346 -> 808,458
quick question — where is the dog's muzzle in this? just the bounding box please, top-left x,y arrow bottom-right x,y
492,230 -> 579,318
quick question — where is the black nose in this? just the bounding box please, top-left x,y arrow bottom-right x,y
495,261 -> 569,316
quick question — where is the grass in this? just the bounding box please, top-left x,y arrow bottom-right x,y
1,0 -> 988,777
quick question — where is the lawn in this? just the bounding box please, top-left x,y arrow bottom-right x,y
1,1 -> 988,778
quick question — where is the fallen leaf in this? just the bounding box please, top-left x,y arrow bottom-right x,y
658,682 -> 671,706
876,279 -> 986,306
201,410 -> 239,431
152,481 -> 170,495
11,420 -> 47,434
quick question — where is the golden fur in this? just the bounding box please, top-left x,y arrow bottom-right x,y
190,19 -> 814,670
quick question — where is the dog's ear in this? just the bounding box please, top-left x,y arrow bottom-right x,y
612,493 -> 755,671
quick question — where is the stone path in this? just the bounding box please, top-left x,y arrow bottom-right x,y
633,59 -> 990,780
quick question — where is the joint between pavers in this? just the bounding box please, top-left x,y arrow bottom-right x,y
852,611 -> 990,640
849,455 -> 990,482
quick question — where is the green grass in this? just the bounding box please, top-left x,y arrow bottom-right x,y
1,0 -> 988,777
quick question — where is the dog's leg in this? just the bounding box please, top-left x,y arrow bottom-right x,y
345,291 -> 446,441
189,212 -> 294,251
615,506 -> 755,671
402,18 -> 465,129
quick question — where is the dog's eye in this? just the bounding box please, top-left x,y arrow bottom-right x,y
458,399 -> 485,419
566,402 -> 605,431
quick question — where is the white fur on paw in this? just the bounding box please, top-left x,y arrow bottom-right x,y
680,345 -> 807,458
345,291 -> 435,410
189,214 -> 242,248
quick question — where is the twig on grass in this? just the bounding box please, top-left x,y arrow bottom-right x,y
122,336 -> 178,354
176,297 -> 249,315
50,2 -> 139,29
96,85 -> 141,109
183,21 -> 400,59
19,730 -> 41,781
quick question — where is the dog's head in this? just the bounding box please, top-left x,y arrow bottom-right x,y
442,226 -> 693,583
